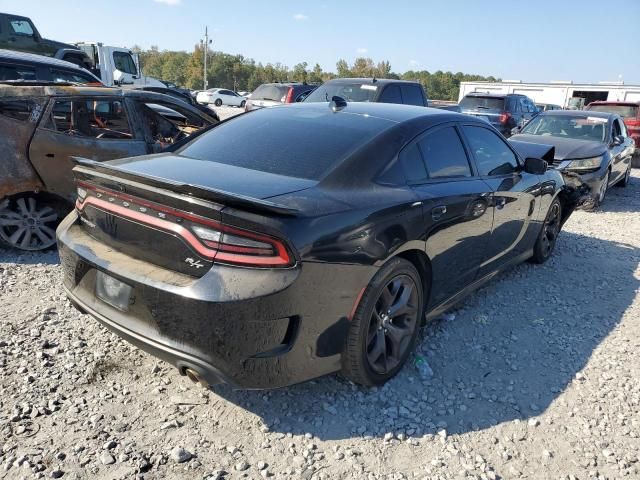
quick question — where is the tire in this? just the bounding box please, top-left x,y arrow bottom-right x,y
341,257 -> 424,386
615,163 -> 631,188
240,100 -> 246,108
530,198 -> 562,264
0,194 -> 62,251
597,170 -> 610,206
214,99 -> 223,107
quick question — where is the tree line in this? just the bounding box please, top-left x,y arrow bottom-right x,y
135,45 -> 499,101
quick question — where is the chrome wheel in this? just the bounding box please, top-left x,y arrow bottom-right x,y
540,201 -> 560,258
366,275 -> 419,374
0,196 -> 59,251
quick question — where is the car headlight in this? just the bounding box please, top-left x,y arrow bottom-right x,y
566,156 -> 603,171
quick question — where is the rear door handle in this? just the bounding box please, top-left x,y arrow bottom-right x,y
431,205 -> 447,220
45,153 -> 55,158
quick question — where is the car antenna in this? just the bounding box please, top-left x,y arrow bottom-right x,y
329,96 -> 347,112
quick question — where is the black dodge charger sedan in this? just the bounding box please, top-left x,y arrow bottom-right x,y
57,102 -> 584,389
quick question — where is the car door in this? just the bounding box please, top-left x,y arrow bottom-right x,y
402,123 -> 494,307
221,90 -> 240,106
28,96 -> 147,202
460,123 -> 543,277
3,16 -> 40,54
609,117 -> 630,183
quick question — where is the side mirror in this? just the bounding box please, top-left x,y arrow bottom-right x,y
113,69 -> 124,84
612,135 -> 624,146
524,157 -> 548,175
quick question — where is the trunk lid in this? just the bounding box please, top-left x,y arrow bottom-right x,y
72,157 -> 299,277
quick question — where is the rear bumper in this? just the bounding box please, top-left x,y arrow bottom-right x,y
57,212 -> 376,389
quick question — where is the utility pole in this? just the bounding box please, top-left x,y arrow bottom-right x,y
200,27 -> 212,90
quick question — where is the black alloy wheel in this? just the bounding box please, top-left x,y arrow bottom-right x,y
0,196 -> 60,251
530,198 -> 561,264
342,257 -> 424,386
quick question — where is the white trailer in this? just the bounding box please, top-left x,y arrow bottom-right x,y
459,80 -> 640,108
75,42 -> 164,88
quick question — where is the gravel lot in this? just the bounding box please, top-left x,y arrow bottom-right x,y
1,170 -> 639,480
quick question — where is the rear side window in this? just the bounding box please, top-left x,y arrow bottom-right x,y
379,85 -> 402,104
399,143 -> 428,183
418,127 -> 471,178
463,126 -> 518,176
401,85 -> 425,106
0,63 -> 37,81
0,99 -> 37,122
179,106 -> 393,180
45,99 -> 132,139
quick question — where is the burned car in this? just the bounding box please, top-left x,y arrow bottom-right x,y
0,84 -> 218,250
58,102 -> 587,389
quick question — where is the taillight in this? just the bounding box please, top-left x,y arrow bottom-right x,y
625,119 -> 640,130
191,223 -> 291,267
499,112 -> 511,124
285,87 -> 295,103
76,182 -> 294,268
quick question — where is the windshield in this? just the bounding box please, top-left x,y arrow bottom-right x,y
587,104 -> 638,118
304,82 -> 378,103
521,115 -> 608,142
459,96 -> 505,111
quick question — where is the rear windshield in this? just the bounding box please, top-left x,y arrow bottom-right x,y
178,106 -> 392,180
250,84 -> 289,101
459,96 -> 505,111
304,82 -> 378,103
587,104 -> 638,118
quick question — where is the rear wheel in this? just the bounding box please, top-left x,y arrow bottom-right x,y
341,258 -> 424,386
530,198 -> 561,264
0,195 -> 61,251
214,99 -> 223,107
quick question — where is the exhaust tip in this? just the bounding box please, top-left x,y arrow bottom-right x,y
184,368 -> 210,388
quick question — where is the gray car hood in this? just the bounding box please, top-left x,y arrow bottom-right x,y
510,134 -> 607,160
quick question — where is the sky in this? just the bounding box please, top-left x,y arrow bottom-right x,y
3,0 -> 640,84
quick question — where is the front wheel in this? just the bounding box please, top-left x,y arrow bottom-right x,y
530,198 -> 561,264
341,258 -> 424,386
214,99 -> 223,107
615,163 -> 631,188
240,100 -> 246,108
597,170 -> 610,205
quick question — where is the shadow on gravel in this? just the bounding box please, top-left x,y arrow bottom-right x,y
0,246 -> 59,265
212,231 -> 639,441
597,175 -> 640,214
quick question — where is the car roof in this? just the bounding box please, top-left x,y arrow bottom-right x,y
0,49 -> 86,71
324,77 -> 421,86
588,100 -> 639,106
0,84 -> 199,102
281,101 -> 471,124
466,92 -> 522,98
538,110 -> 614,119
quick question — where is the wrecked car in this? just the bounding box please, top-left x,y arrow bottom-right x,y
58,102 -> 585,389
510,110 -> 634,206
0,84 -> 218,250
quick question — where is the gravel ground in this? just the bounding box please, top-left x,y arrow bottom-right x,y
1,171 -> 639,480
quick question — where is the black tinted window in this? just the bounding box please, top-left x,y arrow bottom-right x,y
399,143 -> 428,182
419,127 -> 471,178
379,85 -> 402,104
0,99 -> 37,122
401,85 -> 424,106
463,126 -> 518,176
0,64 -> 36,81
460,96 -> 505,111
179,106 -> 392,180
50,68 -> 97,85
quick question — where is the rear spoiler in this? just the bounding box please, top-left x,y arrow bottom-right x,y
508,140 -> 555,163
71,157 -> 299,216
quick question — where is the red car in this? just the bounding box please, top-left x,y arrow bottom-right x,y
586,101 -> 640,154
